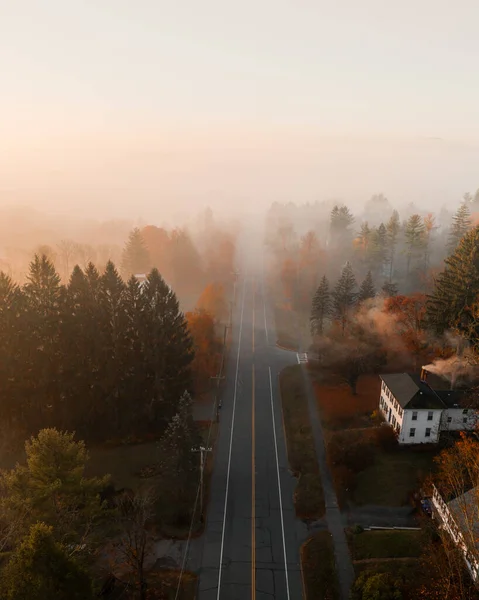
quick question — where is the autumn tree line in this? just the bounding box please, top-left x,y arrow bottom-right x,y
266,193 -> 478,315
0,212 -> 236,448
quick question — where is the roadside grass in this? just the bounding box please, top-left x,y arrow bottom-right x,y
87,422 -> 218,538
280,365 -> 325,519
354,449 -> 436,506
348,529 -> 423,560
301,532 -> 340,600
313,375 -> 381,430
275,306 -> 300,350
313,372 -> 437,507
146,569 -> 197,599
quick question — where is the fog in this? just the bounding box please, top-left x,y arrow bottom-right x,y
2,132 -> 479,222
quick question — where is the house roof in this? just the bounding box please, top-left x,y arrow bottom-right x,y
380,373 -> 446,410
447,487 -> 479,556
436,389 -> 470,409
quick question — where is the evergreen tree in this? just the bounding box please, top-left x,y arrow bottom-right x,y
121,228 -> 150,278
332,262 -> 357,333
310,275 -> 331,336
448,202 -> 472,252
381,280 -> 398,297
358,271 -> 376,303
427,225 -> 479,337
386,210 -> 400,281
99,262 -> 129,434
22,255 -> 64,430
404,214 -> 426,277
367,223 -> 388,275
0,522 -> 93,600
142,269 -> 194,426
330,205 -> 355,242
0,273 -> 24,428
157,392 -> 201,521
0,429 -> 108,548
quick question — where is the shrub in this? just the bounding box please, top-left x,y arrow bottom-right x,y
351,571 -> 403,600
374,425 -> 398,452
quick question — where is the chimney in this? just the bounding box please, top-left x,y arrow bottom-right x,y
420,367 -> 428,382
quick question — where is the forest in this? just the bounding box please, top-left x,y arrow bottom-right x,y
265,192 -> 479,385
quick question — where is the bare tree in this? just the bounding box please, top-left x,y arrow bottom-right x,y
114,487 -> 156,600
56,239 -> 76,281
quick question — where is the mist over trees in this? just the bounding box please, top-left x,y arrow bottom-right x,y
266,191 -> 479,388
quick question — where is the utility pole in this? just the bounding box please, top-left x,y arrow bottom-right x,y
191,445 -> 212,516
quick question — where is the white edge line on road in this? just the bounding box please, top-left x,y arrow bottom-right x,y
216,275 -> 247,600
268,366 -> 291,600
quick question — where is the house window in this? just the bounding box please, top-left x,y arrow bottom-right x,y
427,411 -> 433,421
463,417 -> 468,423
425,428 -> 431,437
393,416 -> 396,426
412,411 -> 418,421
447,417 -> 452,423
463,409 -> 468,414
409,428 -> 416,437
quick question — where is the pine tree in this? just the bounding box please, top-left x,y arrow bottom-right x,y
404,214 -> 426,277
121,228 -> 151,278
99,262 -> 128,434
427,226 -> 479,337
332,261 -> 357,334
0,273 -> 24,429
156,392 -> 201,519
0,522 -> 93,600
367,223 -> 388,275
355,222 -> 371,268
310,275 -> 331,336
386,210 -> 400,281
358,271 -> 376,303
142,269 -> 194,426
22,255 -> 64,429
448,203 -> 472,252
381,280 -> 398,297
330,205 -> 354,243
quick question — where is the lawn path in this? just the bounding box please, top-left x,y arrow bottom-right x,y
299,364 -> 355,600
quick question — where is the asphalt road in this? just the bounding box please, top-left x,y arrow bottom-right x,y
197,269 -> 304,600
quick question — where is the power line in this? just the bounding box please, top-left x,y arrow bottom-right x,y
174,317 -> 230,599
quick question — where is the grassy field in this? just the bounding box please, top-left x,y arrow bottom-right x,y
354,449 -> 436,506
280,365 -> 325,519
348,529 -> 423,560
314,372 -> 437,507
301,532 -> 340,600
314,375 -> 381,430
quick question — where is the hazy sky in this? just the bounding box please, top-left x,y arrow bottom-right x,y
1,1 -> 479,219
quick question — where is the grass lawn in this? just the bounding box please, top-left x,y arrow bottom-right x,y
87,422 -> 217,538
280,365 -> 325,519
354,449 -> 436,506
301,532 -> 340,600
314,375 -> 381,430
348,529 -> 423,560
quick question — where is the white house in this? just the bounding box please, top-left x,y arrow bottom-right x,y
379,368 -> 475,444
431,484 -> 479,583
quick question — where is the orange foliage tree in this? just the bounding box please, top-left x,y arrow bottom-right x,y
196,283 -> 228,323
186,309 -> 220,394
